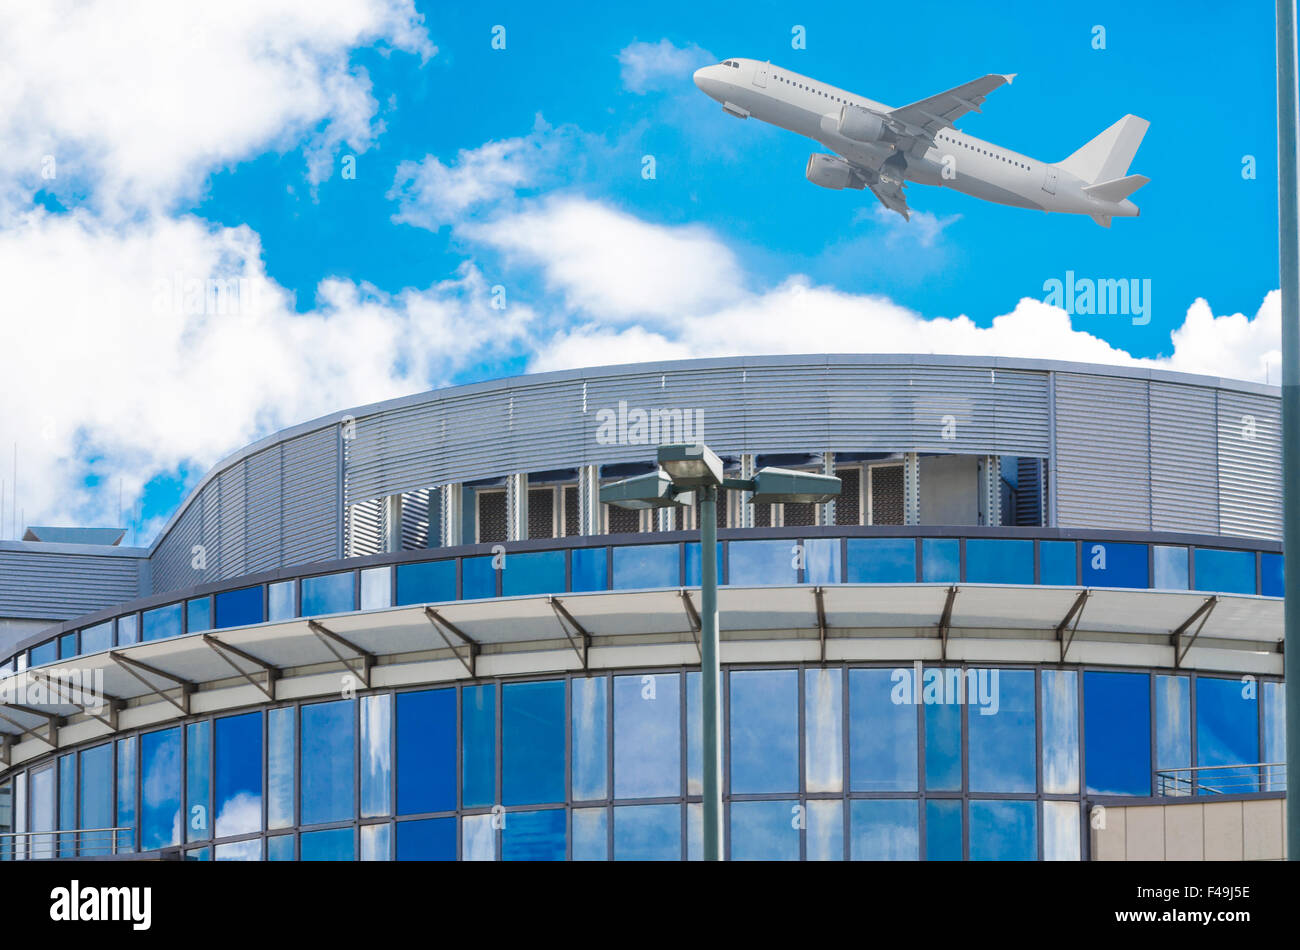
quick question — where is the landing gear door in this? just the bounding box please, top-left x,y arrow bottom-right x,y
752,62 -> 768,88
1042,167 -> 1058,195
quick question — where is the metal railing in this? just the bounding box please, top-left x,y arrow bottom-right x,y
1155,763 -> 1285,796
0,827 -> 131,860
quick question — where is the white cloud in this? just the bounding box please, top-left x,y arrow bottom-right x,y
0,0 -> 434,215
617,39 -> 712,94
1167,292 -> 1282,383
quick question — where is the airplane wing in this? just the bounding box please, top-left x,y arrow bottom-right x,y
866,166 -> 911,221
888,73 -> 1017,145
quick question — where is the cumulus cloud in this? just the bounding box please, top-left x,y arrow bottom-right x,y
617,39 -> 712,94
0,0 -> 434,215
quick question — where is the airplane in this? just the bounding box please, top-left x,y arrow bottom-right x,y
693,58 -> 1150,227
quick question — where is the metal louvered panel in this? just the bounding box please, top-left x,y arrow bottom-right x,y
1218,391 -> 1281,540
243,445 -> 282,574
1149,382 -> 1218,534
281,427 -> 340,569
0,551 -> 142,621
344,497 -> 383,558
1015,457 -> 1043,527
218,462 -> 247,580
1054,373 -> 1151,530
200,476 -> 222,583
835,467 -> 861,526
151,491 -> 203,595
400,488 -> 432,550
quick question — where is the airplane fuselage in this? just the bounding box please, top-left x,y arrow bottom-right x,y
693,58 -> 1140,220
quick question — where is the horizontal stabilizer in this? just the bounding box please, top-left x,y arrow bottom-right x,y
1083,174 -> 1150,202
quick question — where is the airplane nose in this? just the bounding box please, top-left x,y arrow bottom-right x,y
693,67 -> 707,90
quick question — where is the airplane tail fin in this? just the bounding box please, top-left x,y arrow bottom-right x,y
1056,114 -> 1150,184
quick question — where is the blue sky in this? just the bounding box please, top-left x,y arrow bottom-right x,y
0,0 -> 1284,540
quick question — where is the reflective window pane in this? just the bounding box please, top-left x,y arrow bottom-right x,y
301,700 -> 355,826
1262,682 -> 1286,791
571,676 -> 607,801
728,540 -> 798,585
804,538 -> 841,585
462,556 -> 496,599
81,621 -> 113,654
730,800 -> 799,861
1081,541 -> 1148,589
729,669 -> 798,794
684,542 -> 722,586
396,817 -> 456,860
214,712 -> 261,838
614,673 -> 680,799
266,834 -> 294,860
214,586 -> 263,628
78,744 -> 113,857
806,799 -> 844,861
846,538 -> 916,583
1195,676 -> 1259,789
1153,545 -> 1189,590
361,694 -> 392,818
965,538 -> 1033,584
850,799 -> 918,860
461,813 -> 496,860
142,603 -> 183,642
396,688 -> 456,815
215,839 -> 261,861
969,799 -> 1036,860
59,633 -> 77,660
1039,541 -> 1077,585
116,736 -> 136,853
268,581 -> 295,621
804,668 -> 843,794
301,572 -> 354,616
612,544 -> 678,590
186,721 -> 210,842
925,799 -> 962,860
140,728 -> 180,851
1084,672 -> 1150,796
1043,801 -> 1081,861
462,684 -> 496,808
30,640 -> 56,667
849,669 -> 917,791
360,567 -> 391,610
360,823 -> 391,861
686,671 -> 701,796
924,669 -> 961,792
502,808 -> 566,860
1262,552 -> 1283,597
968,668 -> 1035,793
1041,669 -> 1079,795
502,550 -> 565,597
503,680 -> 565,806
300,827 -> 354,861
921,539 -> 960,583
571,547 -> 608,592
116,614 -> 139,645
58,754 -> 75,858
1194,548 -> 1256,594
613,803 -> 680,860
572,807 -> 608,861
1155,675 -> 1191,794
186,597 -> 212,633
395,560 -> 456,606
267,706 -> 294,830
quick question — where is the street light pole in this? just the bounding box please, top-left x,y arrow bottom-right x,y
699,483 -> 722,861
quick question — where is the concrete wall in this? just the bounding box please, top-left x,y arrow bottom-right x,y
1090,799 -> 1288,860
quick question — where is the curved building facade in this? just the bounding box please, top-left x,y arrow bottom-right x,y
0,355 -> 1287,861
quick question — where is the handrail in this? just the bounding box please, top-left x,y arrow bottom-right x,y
0,826 -> 131,859
1154,762 -> 1286,796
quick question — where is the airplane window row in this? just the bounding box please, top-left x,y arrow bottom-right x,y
777,74 -> 857,109
937,133 -> 1031,171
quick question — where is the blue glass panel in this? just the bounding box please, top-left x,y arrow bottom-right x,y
804,538 -> 841,585
360,567 -> 391,610
1039,541 -> 1077,585
1195,676 -> 1259,789
849,668 -> 917,791
969,799 -> 1037,860
846,538 -> 916,583
502,680 -> 565,806
186,847 -> 210,861
730,800 -> 800,861
729,669 -> 798,793
116,736 -> 136,852
142,603 -> 183,642
116,614 -> 138,645
1262,682 -> 1286,791
925,799 -> 962,860
59,633 -> 77,660
502,808 -> 566,860
301,699 -> 355,826
58,754 -> 75,858
214,712 -> 262,838
268,706 -> 294,829
1194,548 -> 1256,595
1084,672 -> 1150,795
571,547 -> 608,592
300,827 -> 354,861
266,835 -> 294,861
1043,800 -> 1081,861
850,799 -> 918,860
186,721 -> 210,842
572,808 -> 608,860
78,744 -> 113,856
361,823 -> 391,861
614,673 -> 680,798
612,543 -> 678,590
1155,675 -> 1191,781
806,800 -> 844,861
267,581 -> 295,621
922,538 -> 960,582
360,694 -> 392,818
396,817 -> 456,860
613,804 -> 680,860
684,542 -> 723,586
572,676 -> 607,801
215,840 -> 261,861
1082,541 -> 1148,589
968,669 -> 1035,793
140,728 -> 181,850
1153,546 -> 1189,590
1041,669 -> 1079,794
462,556 -> 497,599
462,684 -> 496,808
965,539 -> 1034,584
924,669 -> 961,791
186,597 -> 212,633
397,689 -> 456,815
29,640 -> 56,667
301,572 -> 354,616
728,540 -> 797,585
461,813 -> 496,860
214,586 -> 263,629
1262,553 -> 1283,597
686,671 -> 701,796
502,550 -> 566,597
80,621 -> 113,654
395,560 -> 456,606
804,668 -> 843,793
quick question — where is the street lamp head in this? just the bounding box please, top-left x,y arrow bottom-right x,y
749,466 -> 842,505
657,442 -> 724,487
598,470 -> 693,509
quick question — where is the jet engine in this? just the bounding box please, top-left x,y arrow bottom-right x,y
837,104 -> 886,143
805,153 -> 866,190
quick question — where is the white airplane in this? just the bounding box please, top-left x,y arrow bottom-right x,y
693,58 -> 1149,227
